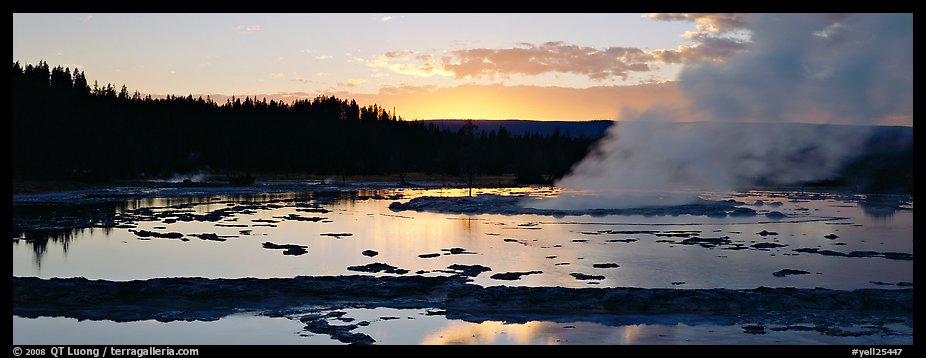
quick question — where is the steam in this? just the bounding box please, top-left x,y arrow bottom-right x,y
542,14 -> 912,210
150,171 -> 211,183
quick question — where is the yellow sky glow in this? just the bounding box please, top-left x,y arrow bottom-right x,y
331,83 -> 692,121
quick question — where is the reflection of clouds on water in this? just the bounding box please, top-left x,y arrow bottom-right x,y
415,317 -> 914,345
621,324 -> 647,344
420,320 -> 672,345
12,186 -> 913,290
420,320 -> 544,345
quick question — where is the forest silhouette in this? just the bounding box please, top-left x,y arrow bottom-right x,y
13,61 -> 595,184
13,61 -> 911,193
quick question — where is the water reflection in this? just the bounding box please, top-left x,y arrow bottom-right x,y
12,187 -> 914,290
13,200 -> 127,267
16,230 -> 74,270
857,194 -> 912,222
13,313 -> 327,345
15,304 -> 914,345
417,317 -> 913,345
421,320 -> 542,344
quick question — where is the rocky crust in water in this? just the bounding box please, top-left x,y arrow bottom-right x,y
490,271 -> 543,280
299,312 -> 376,345
592,263 -> 620,268
262,242 -> 308,256
388,194 -> 758,217
570,273 -> 606,280
773,269 -> 811,277
13,276 -> 912,324
793,248 -> 913,261
446,264 -> 492,277
346,263 -> 409,275
129,229 -> 184,240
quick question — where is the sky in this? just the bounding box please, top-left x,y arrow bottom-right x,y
12,13 -> 912,124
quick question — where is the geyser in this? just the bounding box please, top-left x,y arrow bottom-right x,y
542,13 -> 912,210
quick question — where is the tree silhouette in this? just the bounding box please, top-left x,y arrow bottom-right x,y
12,60 -> 597,184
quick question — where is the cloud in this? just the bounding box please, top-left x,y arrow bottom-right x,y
643,13 -> 753,65
380,16 -> 393,22
369,40 -> 746,81
233,25 -> 261,34
680,13 -> 912,125
270,72 -> 286,79
441,42 -> 654,80
81,15 -> 93,23
365,51 -> 454,77
377,83 -> 437,95
338,79 -> 367,88
646,13 -> 748,35
314,55 -> 333,60
649,37 -> 748,64
383,50 -> 414,59
547,14 -> 913,210
362,15 -> 753,81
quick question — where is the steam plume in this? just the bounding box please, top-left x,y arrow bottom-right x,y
544,14 -> 912,209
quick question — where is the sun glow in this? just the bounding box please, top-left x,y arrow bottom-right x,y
420,320 -> 544,345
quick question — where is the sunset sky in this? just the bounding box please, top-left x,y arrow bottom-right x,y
12,13 -> 912,124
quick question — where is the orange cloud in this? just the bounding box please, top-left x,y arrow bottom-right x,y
646,13 -> 748,35
337,79 -> 366,88
369,40 -> 746,81
442,42 -> 653,80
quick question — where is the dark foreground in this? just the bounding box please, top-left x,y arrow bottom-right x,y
13,275 -> 911,344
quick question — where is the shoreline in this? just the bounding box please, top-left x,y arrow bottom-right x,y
13,275 -> 912,323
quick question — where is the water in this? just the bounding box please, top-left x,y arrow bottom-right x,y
13,313 -> 327,345
13,307 -> 913,345
12,186 -> 914,344
13,187 -> 912,289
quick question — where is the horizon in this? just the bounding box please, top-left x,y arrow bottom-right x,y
14,13 -> 911,125
8,59 -> 916,126
14,13 -> 693,121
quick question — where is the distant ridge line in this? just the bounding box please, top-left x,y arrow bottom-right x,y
421,119 -> 615,138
